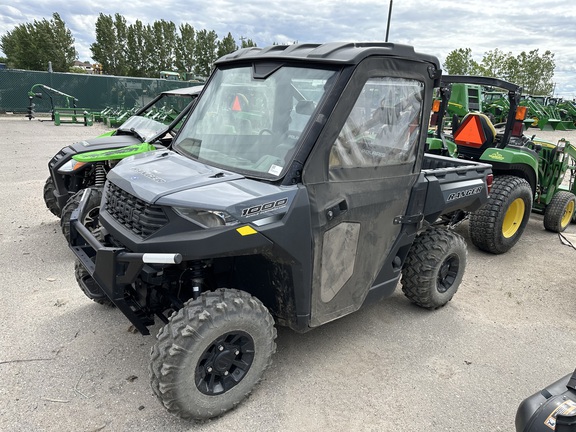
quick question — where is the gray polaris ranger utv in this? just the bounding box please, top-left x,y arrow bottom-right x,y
69,42 -> 492,420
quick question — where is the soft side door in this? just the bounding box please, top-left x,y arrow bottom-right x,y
303,57 -> 435,326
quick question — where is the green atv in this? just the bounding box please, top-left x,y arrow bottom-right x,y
428,75 -> 576,254
43,85 -> 203,238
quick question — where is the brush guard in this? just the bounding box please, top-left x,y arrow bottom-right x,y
68,188 -> 182,334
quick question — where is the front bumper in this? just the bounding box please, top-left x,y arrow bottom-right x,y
69,189 -> 182,335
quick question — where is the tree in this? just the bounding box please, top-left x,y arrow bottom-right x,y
443,48 -> 480,75
150,20 -> 177,75
175,23 -> 196,73
476,48 -> 511,79
217,32 -> 237,59
514,49 -> 555,95
69,66 -> 88,74
126,20 -> 148,77
90,13 -> 128,75
239,37 -> 257,48
0,13 -> 77,71
113,14 -> 128,76
193,29 -> 218,77
444,47 -> 556,96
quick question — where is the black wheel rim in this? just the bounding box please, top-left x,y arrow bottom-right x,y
82,206 -> 100,232
195,331 -> 254,395
437,253 -> 459,293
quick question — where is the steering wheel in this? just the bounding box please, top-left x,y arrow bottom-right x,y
259,129 -> 273,135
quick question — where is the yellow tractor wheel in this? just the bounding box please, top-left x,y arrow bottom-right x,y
544,191 -> 576,232
469,175 -> 533,254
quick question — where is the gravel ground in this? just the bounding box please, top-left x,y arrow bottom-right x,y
1,114 -> 576,432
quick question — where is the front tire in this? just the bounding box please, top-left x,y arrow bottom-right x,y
544,191 -> 576,232
469,175 -> 532,254
43,176 -> 61,217
150,289 -> 277,420
401,227 -> 467,309
60,187 -> 103,240
74,260 -> 114,307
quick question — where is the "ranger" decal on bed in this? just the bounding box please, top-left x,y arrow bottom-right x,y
447,186 -> 483,201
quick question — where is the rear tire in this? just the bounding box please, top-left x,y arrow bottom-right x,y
469,175 -> 532,254
150,289 -> 276,420
60,187 -> 103,240
74,260 -> 114,307
544,191 -> 576,232
43,176 -> 61,217
401,227 -> 467,309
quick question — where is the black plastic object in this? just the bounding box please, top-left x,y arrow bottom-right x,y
516,369 -> 576,431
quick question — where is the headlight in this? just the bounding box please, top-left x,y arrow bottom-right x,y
57,159 -> 86,173
173,207 -> 239,228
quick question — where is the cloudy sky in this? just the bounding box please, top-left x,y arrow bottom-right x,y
1,0 -> 575,97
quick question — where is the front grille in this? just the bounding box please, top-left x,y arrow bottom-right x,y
104,182 -> 168,238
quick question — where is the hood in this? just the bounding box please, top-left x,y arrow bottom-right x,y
70,134 -> 141,153
107,150 -> 298,222
108,150 -> 245,203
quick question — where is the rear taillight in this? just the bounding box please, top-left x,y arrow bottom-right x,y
430,100 -> 441,126
512,106 -> 527,137
486,174 -> 494,193
515,106 -> 527,121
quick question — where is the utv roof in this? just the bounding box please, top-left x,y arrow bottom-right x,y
441,75 -> 521,93
216,42 -> 440,69
162,85 -> 204,96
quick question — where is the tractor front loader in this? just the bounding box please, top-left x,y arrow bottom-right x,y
532,138 -> 576,231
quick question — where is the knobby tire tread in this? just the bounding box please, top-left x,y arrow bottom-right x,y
401,227 -> 467,309
149,288 -> 276,421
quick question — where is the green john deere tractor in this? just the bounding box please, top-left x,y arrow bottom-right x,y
554,97 -> 576,130
440,82 -> 511,126
428,75 -> 576,254
483,90 -> 509,124
520,95 -> 575,131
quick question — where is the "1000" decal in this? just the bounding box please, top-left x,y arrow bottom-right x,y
241,198 -> 288,217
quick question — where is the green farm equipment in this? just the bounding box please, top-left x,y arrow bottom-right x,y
442,83 -> 518,126
445,82 -> 482,120
27,84 -> 93,126
96,99 -> 183,128
428,75 -> 576,254
483,91 -> 509,124
531,138 -> 576,229
520,95 -> 573,131
104,107 -> 137,128
160,70 -> 182,80
555,98 -> 576,129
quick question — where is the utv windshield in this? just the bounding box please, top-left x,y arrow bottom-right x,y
117,89 -> 199,142
117,116 -> 170,143
173,65 -> 337,179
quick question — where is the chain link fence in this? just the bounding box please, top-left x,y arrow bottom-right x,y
0,69 -> 197,113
